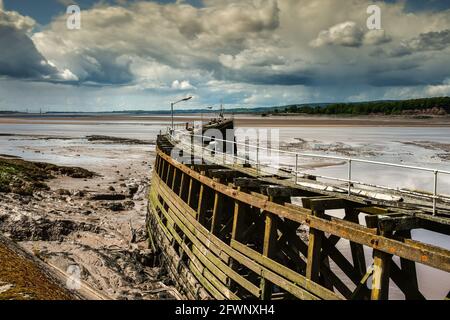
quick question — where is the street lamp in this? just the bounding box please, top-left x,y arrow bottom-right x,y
171,96 -> 192,132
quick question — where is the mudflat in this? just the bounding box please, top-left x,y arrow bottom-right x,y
1,114 -> 450,127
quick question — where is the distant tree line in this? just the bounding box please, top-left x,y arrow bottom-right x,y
273,97 -> 450,115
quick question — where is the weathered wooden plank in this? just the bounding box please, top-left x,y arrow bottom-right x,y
211,190 -> 224,235
378,216 -> 421,233
231,240 -> 341,300
208,169 -> 240,180
344,208 -> 367,279
171,167 -> 178,190
154,180 -> 323,300
152,191 -> 251,298
306,210 -> 325,282
233,177 -> 264,188
371,249 -> 391,300
260,212 -> 277,300
231,198 -> 247,243
148,200 -> 207,299
197,183 -> 206,224
263,186 -> 300,198
150,185 -> 260,297
152,180 -> 229,261
187,178 -> 194,208
309,198 -> 355,211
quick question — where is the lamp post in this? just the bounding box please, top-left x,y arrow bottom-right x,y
171,96 -> 192,132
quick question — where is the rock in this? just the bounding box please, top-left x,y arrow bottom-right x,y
74,190 -> 86,198
108,186 -> 115,192
127,184 -> 139,197
104,202 -> 126,212
124,201 -> 135,209
90,193 -> 127,201
56,189 -> 71,196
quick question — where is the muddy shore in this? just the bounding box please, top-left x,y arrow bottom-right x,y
1,114 -> 450,127
0,135 -> 180,300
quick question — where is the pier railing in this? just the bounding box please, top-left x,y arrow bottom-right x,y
169,128 -> 450,214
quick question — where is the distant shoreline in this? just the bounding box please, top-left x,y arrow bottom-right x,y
1,114 -> 450,127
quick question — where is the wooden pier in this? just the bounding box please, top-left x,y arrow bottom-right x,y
147,129 -> 450,300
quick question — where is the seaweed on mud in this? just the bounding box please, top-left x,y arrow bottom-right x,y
0,216 -> 103,242
0,158 -> 96,195
0,237 -> 75,300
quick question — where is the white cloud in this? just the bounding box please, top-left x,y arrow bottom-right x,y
171,80 -> 196,90
310,21 -> 392,48
363,30 -> 391,45
310,21 -> 365,48
426,79 -> 450,96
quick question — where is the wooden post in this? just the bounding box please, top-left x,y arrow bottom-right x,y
178,172 -> 186,199
231,199 -> 245,242
371,250 -> 391,300
155,155 -> 160,175
260,211 -> 277,300
306,210 -> 325,282
398,230 -> 420,299
345,208 -> 367,278
187,178 -> 194,208
210,178 -> 224,235
197,173 -> 208,224
171,167 -> 178,190
166,162 -> 173,185
368,218 -> 392,301
159,158 -> 166,180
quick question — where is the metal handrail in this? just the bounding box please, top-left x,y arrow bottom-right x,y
170,129 -> 450,214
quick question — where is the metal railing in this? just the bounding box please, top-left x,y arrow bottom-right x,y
168,128 -> 450,214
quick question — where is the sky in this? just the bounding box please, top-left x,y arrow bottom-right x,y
0,0 -> 449,112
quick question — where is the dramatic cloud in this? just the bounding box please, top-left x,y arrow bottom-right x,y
426,79 -> 450,96
310,21 -> 365,47
0,0 -> 449,111
388,29 -> 450,57
0,9 -> 58,79
0,7 -> 78,81
310,21 -> 391,47
32,0 -> 282,86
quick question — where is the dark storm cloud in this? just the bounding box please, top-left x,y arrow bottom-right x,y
401,0 -> 450,12
387,29 -> 450,57
239,72 -> 314,86
76,50 -> 134,85
0,25 -> 59,79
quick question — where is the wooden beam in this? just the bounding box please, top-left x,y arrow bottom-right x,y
233,177 -> 265,189
211,178 -> 225,235
371,249 -> 391,300
344,208 -> 367,279
260,211 -> 277,300
306,210 -> 325,282
263,186 -> 300,198
208,169 -> 240,180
